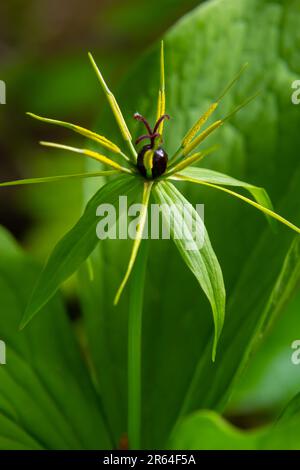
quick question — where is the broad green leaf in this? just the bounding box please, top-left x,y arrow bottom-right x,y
262,392 -> 300,450
153,180 -> 225,360
175,173 -> 300,234
176,166 -> 274,217
228,282 -> 300,416
181,232 -> 300,416
81,0 -> 300,448
0,226 -> 111,449
22,174 -> 142,327
127,240 -> 150,450
169,410 -> 259,450
78,240 -> 131,444
169,397 -> 300,450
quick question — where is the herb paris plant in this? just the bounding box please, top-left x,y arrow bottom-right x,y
1,42 -> 299,360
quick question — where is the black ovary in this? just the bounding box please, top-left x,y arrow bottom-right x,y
137,145 -> 168,179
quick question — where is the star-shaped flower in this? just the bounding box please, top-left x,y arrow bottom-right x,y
2,42 -> 299,358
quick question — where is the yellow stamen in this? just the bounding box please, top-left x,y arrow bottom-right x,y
156,41 -> 166,135
181,91 -> 259,157
182,103 -> 218,148
181,63 -> 248,149
167,146 -> 218,175
182,120 -> 223,156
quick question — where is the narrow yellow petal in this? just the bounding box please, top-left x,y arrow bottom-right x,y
176,175 -> 300,234
40,141 -> 132,174
88,52 -> 137,161
27,112 -> 125,157
114,181 -> 153,305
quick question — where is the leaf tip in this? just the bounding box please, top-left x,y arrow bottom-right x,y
212,343 -> 217,362
19,314 -> 30,331
113,287 -> 122,306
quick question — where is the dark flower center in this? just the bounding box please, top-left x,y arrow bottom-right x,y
134,113 -> 169,179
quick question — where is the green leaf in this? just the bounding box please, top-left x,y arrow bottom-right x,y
27,112 -> 123,156
22,174 -> 142,327
39,141 -> 132,174
177,166 -> 274,218
170,392 -> 300,450
261,393 -> 300,450
169,410 -> 259,450
229,241 -> 300,415
175,171 -> 300,234
0,226 -> 111,449
127,240 -> 150,450
153,180 -> 225,360
169,396 -> 300,450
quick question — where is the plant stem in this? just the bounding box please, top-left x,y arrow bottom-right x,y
128,239 -> 149,450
